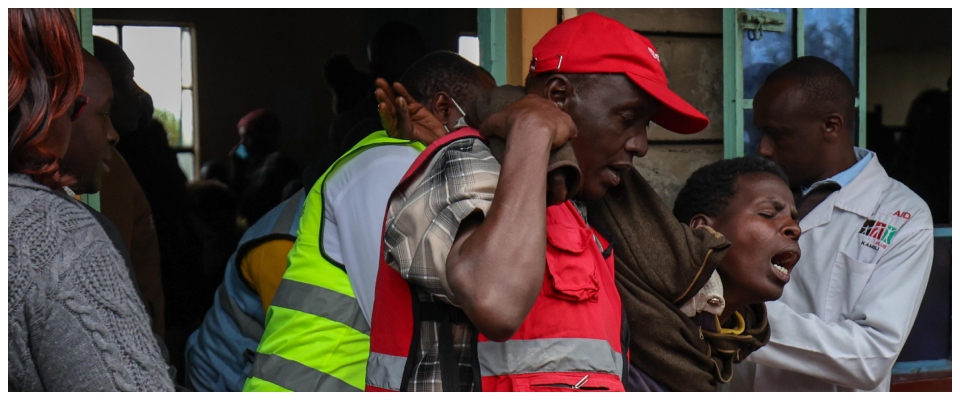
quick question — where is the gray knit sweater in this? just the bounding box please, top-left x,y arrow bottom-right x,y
8,173 -> 175,391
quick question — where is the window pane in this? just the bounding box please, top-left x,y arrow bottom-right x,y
154,107 -> 182,148
458,36 -> 480,66
743,108 -> 761,156
92,25 -> 119,44
176,152 -> 196,182
121,26 -> 183,146
742,8 -> 795,99
181,28 -> 193,88
181,89 -> 195,147
804,8 -> 856,85
850,113 -> 858,146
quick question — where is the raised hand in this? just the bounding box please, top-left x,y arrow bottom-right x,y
479,94 -> 576,149
375,78 -> 447,145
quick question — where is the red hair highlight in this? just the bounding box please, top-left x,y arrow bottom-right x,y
8,8 -> 84,189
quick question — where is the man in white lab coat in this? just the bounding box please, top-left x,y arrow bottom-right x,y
728,56 -> 934,391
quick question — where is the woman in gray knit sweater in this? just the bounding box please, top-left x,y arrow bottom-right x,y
8,9 -> 174,391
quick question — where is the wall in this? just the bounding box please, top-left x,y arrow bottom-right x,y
576,8 -> 725,207
503,8 -> 559,86
864,8 -> 951,225
94,9 -> 476,172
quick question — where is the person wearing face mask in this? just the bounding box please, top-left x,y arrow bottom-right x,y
365,13 -> 712,392
228,109 -> 301,224
182,51 -> 494,392
8,9 -> 173,391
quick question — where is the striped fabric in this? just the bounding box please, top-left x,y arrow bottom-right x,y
381,137 -> 499,391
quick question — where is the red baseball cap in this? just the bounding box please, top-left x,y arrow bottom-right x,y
530,12 -> 709,134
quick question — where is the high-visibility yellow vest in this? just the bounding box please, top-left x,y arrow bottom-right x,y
243,131 -> 425,392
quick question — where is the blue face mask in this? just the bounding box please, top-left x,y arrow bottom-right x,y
236,143 -> 249,160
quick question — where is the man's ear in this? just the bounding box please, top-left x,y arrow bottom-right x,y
430,91 -> 452,123
543,75 -> 572,111
822,112 -> 843,142
689,214 -> 715,229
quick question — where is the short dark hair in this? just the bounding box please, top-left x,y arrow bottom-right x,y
92,36 -> 131,71
673,156 -> 790,224
762,56 -> 856,122
399,51 -> 485,105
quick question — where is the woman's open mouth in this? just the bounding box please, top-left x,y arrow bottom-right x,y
770,249 -> 800,284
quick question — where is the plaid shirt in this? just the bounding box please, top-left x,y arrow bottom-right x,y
383,137 -> 499,391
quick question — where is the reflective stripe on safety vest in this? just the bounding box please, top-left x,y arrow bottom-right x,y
478,338 -> 623,377
366,350 -> 407,391
248,353 -> 362,392
270,279 -> 370,334
244,131 -> 425,392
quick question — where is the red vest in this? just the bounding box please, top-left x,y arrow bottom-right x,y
366,130 -> 626,392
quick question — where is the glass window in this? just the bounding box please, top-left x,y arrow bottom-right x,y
180,28 -> 193,87
729,8 -> 863,156
94,23 -> 198,180
181,89 -> 195,148
458,36 -> 480,66
92,25 -> 118,44
742,8 -> 795,99
121,26 -> 183,144
804,8 -> 856,84
743,108 -> 760,156
176,152 -> 196,182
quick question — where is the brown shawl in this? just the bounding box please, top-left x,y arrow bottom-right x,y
588,168 -> 770,391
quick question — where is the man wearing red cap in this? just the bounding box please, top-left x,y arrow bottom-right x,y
364,12 -> 710,391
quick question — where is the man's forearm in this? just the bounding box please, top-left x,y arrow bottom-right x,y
446,129 -> 554,341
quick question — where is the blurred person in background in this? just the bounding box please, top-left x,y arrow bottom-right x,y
94,34 -> 206,386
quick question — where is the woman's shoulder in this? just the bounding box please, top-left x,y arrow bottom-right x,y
8,176 -> 110,273
9,177 -> 94,230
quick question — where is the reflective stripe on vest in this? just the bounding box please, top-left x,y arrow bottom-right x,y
270,279 -> 370,334
478,338 -> 623,377
366,351 -> 407,391
245,131 -> 424,392
248,353 -> 362,392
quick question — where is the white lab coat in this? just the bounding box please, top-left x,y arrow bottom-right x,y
728,153 -> 934,391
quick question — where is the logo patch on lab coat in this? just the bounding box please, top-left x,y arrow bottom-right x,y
857,219 -> 898,250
